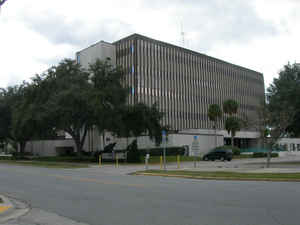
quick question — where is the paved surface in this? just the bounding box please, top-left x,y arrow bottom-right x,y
1,197 -> 88,225
0,158 -> 300,225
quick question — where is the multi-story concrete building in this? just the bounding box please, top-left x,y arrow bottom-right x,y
74,33 -> 265,154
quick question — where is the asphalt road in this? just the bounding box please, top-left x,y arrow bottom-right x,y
0,164 -> 300,225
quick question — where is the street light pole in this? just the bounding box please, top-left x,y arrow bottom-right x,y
162,130 -> 167,171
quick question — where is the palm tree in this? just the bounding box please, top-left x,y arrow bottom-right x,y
225,116 -> 241,148
223,99 -> 238,116
223,99 -> 239,147
208,104 -> 222,148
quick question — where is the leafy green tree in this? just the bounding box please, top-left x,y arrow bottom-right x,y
208,104 -> 223,148
267,63 -> 300,137
89,58 -> 129,138
265,63 -> 298,167
115,102 -> 165,147
223,99 -> 238,116
42,59 -> 94,156
0,81 -> 53,156
0,88 -> 12,144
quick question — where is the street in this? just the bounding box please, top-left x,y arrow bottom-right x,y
0,163 -> 300,225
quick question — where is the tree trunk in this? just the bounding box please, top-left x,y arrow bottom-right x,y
231,135 -> 234,148
74,137 -> 82,157
102,132 -> 105,151
266,144 -> 271,168
214,123 -> 217,148
19,141 -> 27,157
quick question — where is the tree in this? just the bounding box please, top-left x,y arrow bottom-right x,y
267,63 -> 300,137
225,116 -> 241,148
39,58 -> 131,156
223,99 -> 239,147
0,81 -> 53,156
88,58 -> 129,143
208,104 -> 222,148
0,88 -> 12,143
223,99 -> 238,116
266,63 -> 299,167
115,102 -> 165,147
251,63 -> 299,167
42,59 -> 94,156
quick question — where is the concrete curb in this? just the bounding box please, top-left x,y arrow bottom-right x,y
0,195 -> 14,216
135,172 -> 300,182
0,195 -> 30,223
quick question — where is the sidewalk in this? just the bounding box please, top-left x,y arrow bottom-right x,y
0,195 -> 89,225
85,155 -> 300,174
0,195 -> 13,217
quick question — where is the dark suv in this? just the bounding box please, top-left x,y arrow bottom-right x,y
203,149 -> 233,161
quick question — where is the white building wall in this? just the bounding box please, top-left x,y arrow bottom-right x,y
278,138 -> 300,152
25,139 -> 75,156
76,41 -> 116,69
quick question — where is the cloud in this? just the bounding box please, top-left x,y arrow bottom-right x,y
14,0 -> 278,51
19,11 -> 135,47
169,1 -> 277,52
0,0 -> 298,89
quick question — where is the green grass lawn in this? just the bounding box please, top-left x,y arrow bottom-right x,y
135,170 -> 300,181
0,160 -> 89,168
144,155 -> 201,164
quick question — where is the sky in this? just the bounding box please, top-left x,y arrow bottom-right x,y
0,0 -> 299,90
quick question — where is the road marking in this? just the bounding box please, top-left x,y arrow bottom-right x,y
0,205 -> 11,213
53,175 -> 146,188
0,166 -> 146,188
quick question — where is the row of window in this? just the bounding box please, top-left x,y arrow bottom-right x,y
279,143 -> 300,151
115,37 -> 264,130
135,38 -> 263,84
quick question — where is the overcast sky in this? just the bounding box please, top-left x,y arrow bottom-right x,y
0,0 -> 299,89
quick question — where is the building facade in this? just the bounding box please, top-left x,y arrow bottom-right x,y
112,34 -> 265,131
75,33 -> 265,153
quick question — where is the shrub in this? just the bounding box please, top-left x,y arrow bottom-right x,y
55,147 -> 75,156
215,145 -> 240,155
127,140 -> 141,163
139,147 -> 185,156
252,152 -> 279,158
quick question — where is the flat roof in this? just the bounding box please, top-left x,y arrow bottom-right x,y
114,33 -> 263,77
76,40 -> 113,55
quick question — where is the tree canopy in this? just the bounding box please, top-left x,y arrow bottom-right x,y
222,99 -> 240,147
267,63 -> 300,137
223,99 -> 238,116
208,104 -> 223,148
0,58 -> 166,155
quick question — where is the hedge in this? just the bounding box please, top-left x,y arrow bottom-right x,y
139,147 -> 185,156
252,152 -> 279,158
215,145 -> 241,155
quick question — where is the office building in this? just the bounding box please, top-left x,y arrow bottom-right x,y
76,33 -> 265,153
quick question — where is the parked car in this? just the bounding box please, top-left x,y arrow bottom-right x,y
202,149 -> 233,161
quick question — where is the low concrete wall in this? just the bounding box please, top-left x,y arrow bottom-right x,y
111,132 -> 223,156
25,139 -> 75,156
278,138 -> 300,152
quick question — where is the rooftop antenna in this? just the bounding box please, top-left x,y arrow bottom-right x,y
180,21 -> 185,47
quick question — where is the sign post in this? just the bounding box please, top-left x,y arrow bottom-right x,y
192,136 -> 199,168
145,154 -> 149,170
162,130 -> 167,171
